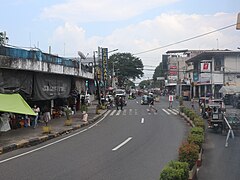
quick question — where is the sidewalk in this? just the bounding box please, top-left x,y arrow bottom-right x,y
0,101 -> 107,154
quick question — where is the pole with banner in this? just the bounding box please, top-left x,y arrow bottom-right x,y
102,48 -> 108,98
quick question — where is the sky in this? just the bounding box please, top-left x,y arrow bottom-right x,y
1,0 -> 240,81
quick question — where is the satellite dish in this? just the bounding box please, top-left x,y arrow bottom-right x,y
78,51 -> 86,59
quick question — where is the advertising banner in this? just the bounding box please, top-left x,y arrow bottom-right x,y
33,73 -> 71,100
102,48 -> 108,81
201,62 -> 211,72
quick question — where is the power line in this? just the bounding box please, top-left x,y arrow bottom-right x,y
134,23 -> 236,55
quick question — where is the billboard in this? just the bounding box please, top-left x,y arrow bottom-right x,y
201,62 -> 211,72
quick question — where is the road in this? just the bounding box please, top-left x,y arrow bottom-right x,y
0,96 -> 188,180
197,105 -> 240,180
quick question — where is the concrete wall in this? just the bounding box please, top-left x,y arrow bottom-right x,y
0,55 -> 94,79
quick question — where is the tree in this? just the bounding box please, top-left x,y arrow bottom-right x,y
108,53 -> 144,87
152,62 -> 165,88
139,79 -> 152,89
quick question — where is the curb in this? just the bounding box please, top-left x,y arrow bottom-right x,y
0,109 -> 108,155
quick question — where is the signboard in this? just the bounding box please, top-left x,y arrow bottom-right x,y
198,73 -> 211,84
170,65 -> 177,69
193,72 -> 199,81
169,95 -> 174,102
201,62 -> 211,72
169,71 -> 177,75
157,77 -> 165,80
101,48 -> 108,81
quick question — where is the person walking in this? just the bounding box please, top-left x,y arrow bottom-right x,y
33,105 -> 40,129
148,96 -> 157,113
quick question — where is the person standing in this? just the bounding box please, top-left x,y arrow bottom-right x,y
115,96 -> 120,110
191,98 -> 195,109
119,96 -> 124,110
33,105 -> 40,129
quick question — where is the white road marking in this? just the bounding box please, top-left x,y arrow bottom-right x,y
135,109 -> 138,115
0,110 -> 112,164
123,109 -> 127,115
112,137 -> 132,151
110,110 -> 116,116
129,109 -> 132,115
141,118 -> 144,124
116,110 -> 121,116
171,109 -> 179,114
167,109 -> 177,115
162,109 -> 170,115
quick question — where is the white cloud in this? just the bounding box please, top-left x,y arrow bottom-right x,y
49,12 -> 240,81
41,0 -> 179,22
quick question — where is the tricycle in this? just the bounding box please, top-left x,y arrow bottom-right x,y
206,104 -> 225,133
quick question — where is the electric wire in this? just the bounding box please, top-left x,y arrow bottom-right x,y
134,23 -> 236,55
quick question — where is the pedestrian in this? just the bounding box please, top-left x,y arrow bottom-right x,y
81,111 -> 88,124
43,106 -> 51,126
119,96 -> 124,110
168,95 -> 173,109
191,98 -> 195,109
33,105 -> 40,129
148,96 -> 157,113
115,95 -> 119,110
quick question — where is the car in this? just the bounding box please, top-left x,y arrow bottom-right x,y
141,95 -> 149,105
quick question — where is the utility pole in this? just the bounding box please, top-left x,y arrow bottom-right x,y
93,51 -> 101,105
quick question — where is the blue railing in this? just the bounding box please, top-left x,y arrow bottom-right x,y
0,45 -> 78,68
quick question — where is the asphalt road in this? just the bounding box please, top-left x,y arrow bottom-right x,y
197,104 -> 240,180
0,96 -> 188,180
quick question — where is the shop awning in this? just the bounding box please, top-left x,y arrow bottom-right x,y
219,86 -> 240,95
0,93 -> 36,116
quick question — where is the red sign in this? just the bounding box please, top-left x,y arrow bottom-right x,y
201,62 -> 210,72
169,71 -> 177,75
170,66 -> 177,69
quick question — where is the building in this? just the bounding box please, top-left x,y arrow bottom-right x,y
162,50 -> 203,98
186,50 -> 240,99
0,44 -> 95,113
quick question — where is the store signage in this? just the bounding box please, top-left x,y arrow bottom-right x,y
102,48 -> 108,81
201,62 -> 211,72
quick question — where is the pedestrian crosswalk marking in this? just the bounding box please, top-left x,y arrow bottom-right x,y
162,109 -> 170,115
167,109 -> 177,115
129,109 -> 132,115
171,109 -> 179,114
110,110 -> 116,116
123,109 -> 127,115
108,108 -> 179,116
116,110 -> 121,116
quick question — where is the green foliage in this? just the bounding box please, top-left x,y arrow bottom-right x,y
188,133 -> 204,149
178,96 -> 183,106
190,127 -> 204,136
179,142 -> 199,169
188,110 -> 198,120
160,161 -> 189,180
108,53 -> 144,87
184,109 -> 191,117
139,79 -> 152,89
194,119 -> 205,130
179,105 -> 184,113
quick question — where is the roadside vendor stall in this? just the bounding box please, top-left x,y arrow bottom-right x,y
0,93 -> 36,131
